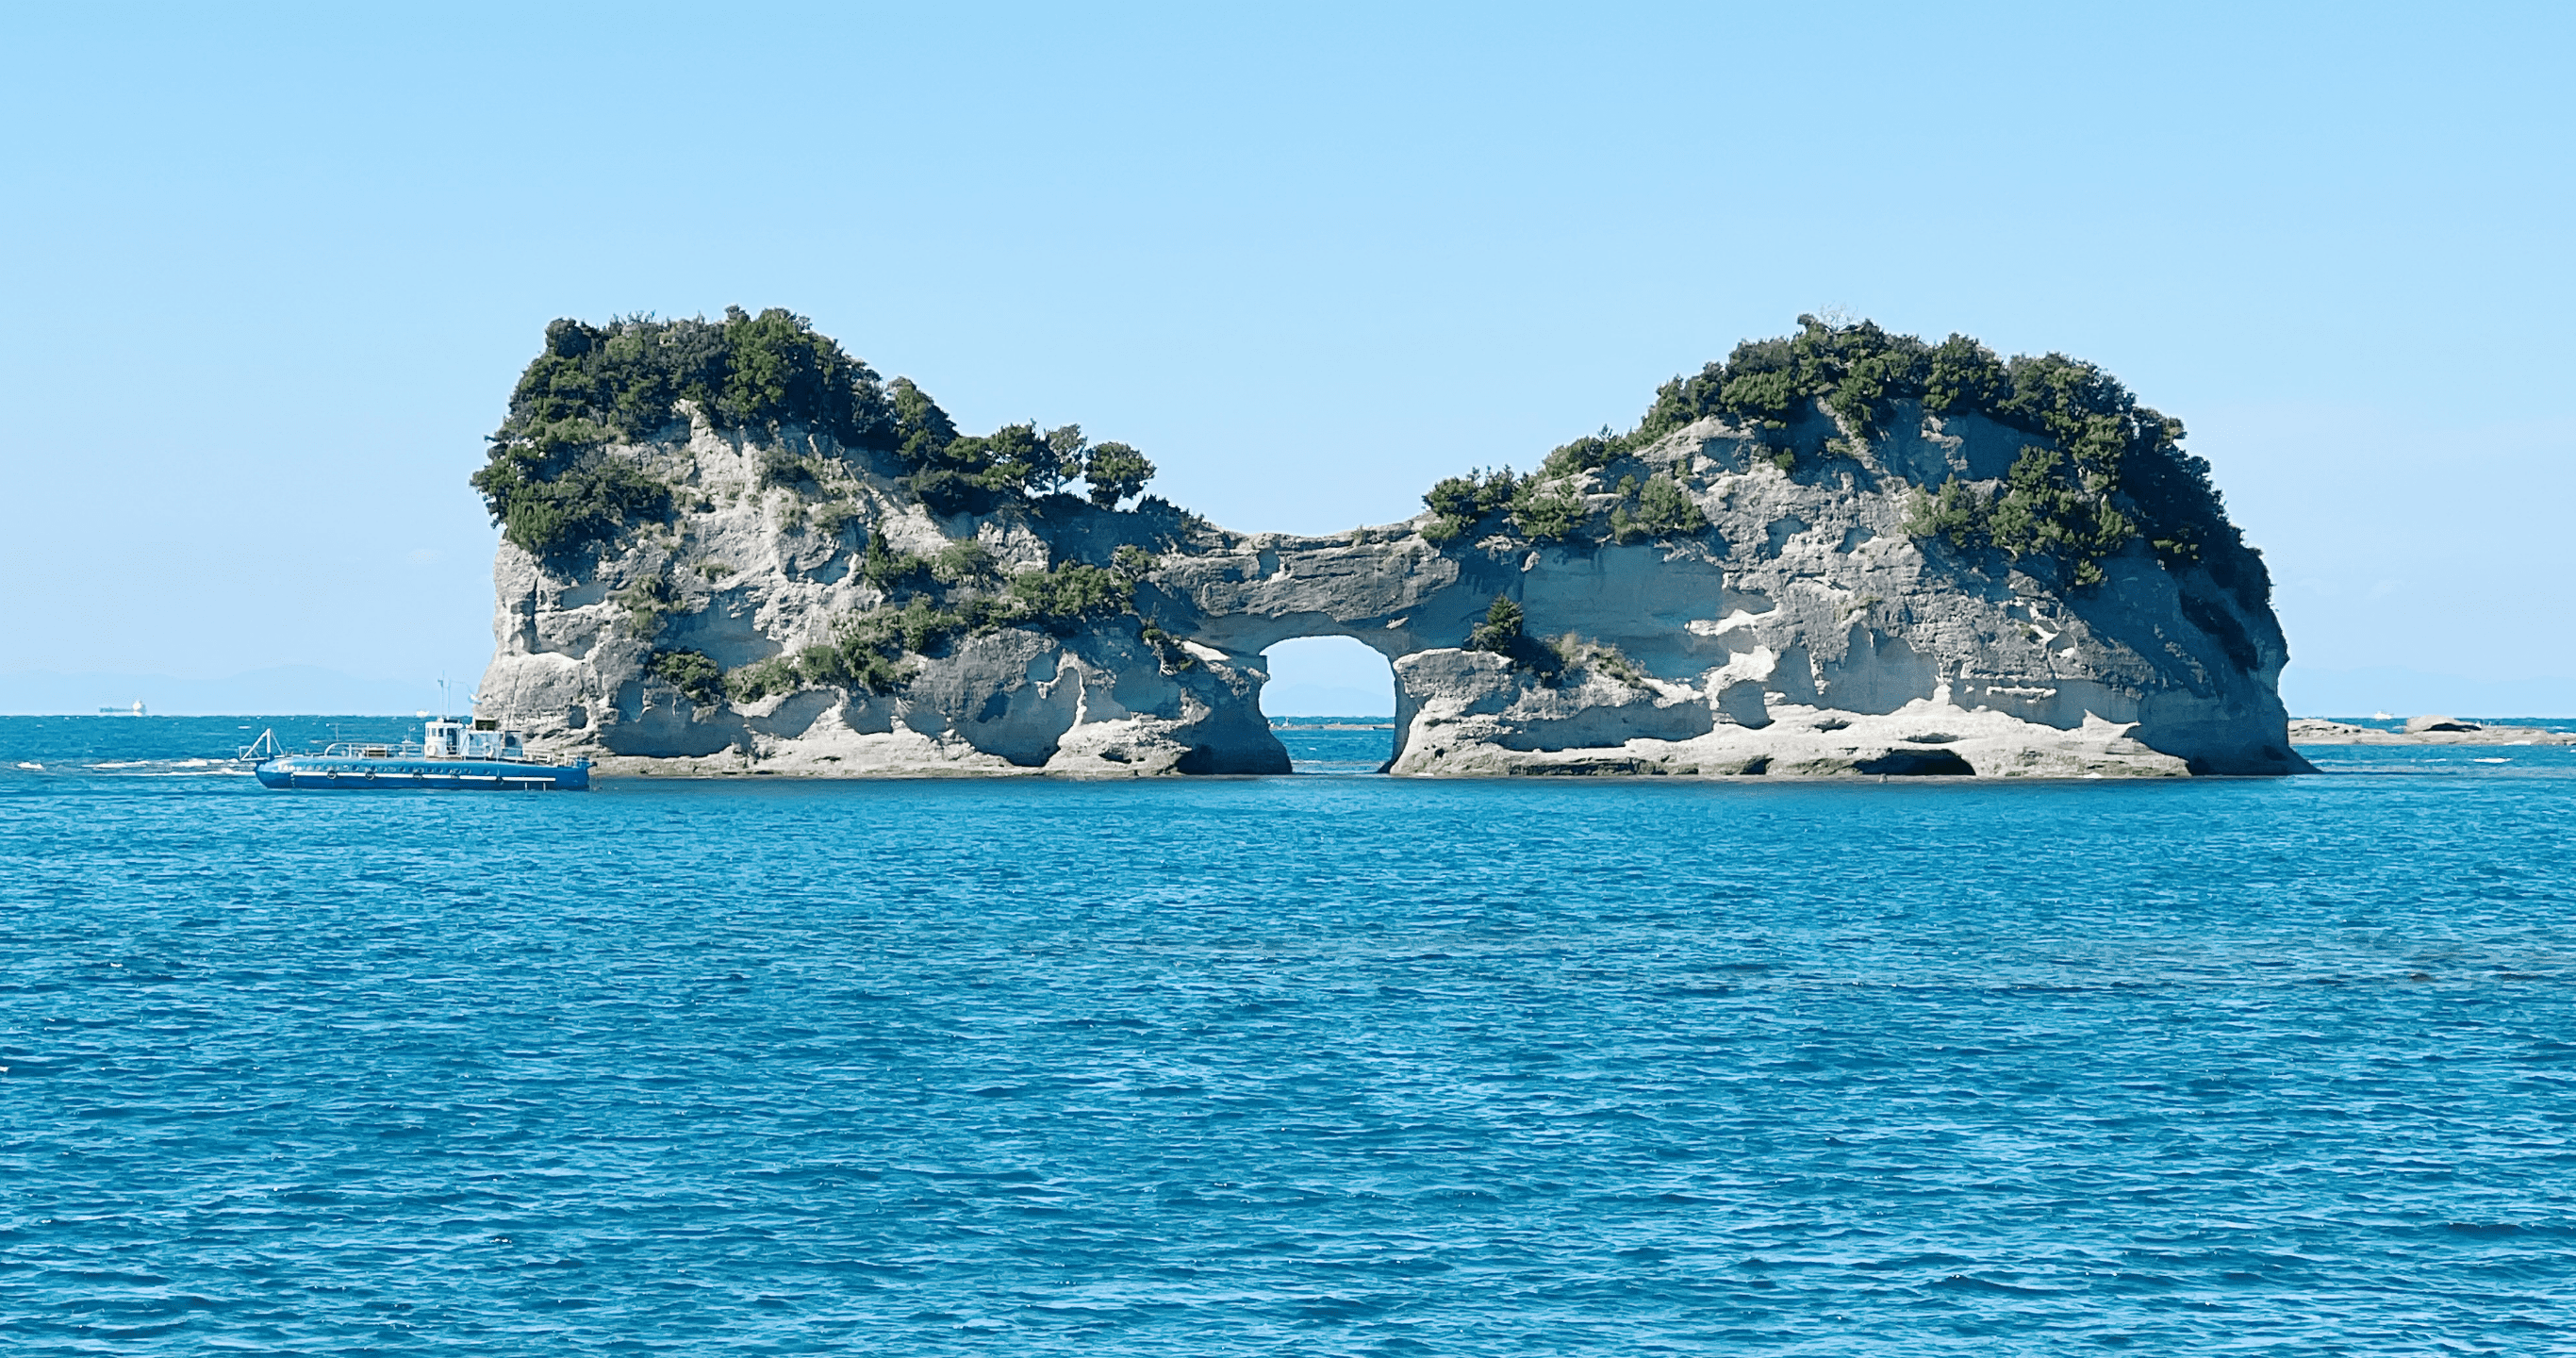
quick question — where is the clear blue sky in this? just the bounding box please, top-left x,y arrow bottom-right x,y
3,2 -> 2568,712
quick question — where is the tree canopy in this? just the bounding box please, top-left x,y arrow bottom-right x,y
1082,442 -> 1156,509
473,309 -> 1164,555
1597,315 -> 2233,579
1408,314 -> 2254,601
499,306 -> 898,450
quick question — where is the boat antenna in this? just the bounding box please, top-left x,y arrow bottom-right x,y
437,673 -> 452,720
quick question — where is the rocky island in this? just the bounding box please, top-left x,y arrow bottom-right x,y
471,309 -> 2303,777
2288,717 -> 2576,746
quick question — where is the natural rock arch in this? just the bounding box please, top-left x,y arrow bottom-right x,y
473,314 -> 2302,779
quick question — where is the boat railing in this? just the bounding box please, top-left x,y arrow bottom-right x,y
306,739 -> 578,767
320,740 -> 425,759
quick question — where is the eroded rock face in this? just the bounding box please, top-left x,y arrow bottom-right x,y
474,418 -> 1281,777
478,400 -> 2303,778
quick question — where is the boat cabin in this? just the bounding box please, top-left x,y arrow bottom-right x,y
423,717 -> 526,761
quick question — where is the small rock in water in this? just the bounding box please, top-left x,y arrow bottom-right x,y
2404,715 -> 2483,734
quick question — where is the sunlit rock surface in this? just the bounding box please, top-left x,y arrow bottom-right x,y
480,400 -> 2302,778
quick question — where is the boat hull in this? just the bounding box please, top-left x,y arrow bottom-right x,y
254,755 -> 590,790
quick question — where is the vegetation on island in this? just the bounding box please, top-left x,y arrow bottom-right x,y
1464,595 -> 1526,654
471,308 -> 1160,561
648,538 -> 1171,706
1610,474 -> 1706,544
1460,594 -> 1650,687
891,406 -> 1160,518
1413,314 -> 2245,594
1461,594 -> 1563,675
647,648 -> 725,706
495,308 -> 2267,720
471,308 -> 883,561
449,307 -> 1192,709
1418,462 -> 1706,547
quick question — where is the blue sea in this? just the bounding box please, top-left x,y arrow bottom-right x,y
6,715 -> 2574,1354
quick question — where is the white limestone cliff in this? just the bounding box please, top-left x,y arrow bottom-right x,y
479,400 -> 2301,778
475,414 -> 1280,777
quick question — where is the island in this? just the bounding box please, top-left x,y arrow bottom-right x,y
471,308 -> 2303,777
2288,717 -> 2575,746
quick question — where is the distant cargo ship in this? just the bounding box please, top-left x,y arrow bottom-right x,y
99,701 -> 146,716
246,717 -> 590,790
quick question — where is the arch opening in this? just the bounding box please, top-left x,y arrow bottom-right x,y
1259,636 -> 1396,773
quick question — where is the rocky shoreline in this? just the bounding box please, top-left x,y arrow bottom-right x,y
2289,717 -> 2576,747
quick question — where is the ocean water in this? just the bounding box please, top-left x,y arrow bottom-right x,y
5,717 -> 2574,1354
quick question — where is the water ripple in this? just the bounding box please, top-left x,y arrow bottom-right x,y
1,722 -> 2572,1352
